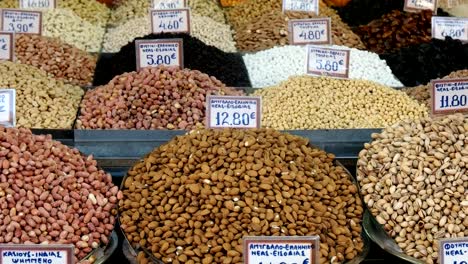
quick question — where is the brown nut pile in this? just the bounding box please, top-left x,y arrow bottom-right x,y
0,126 -> 120,263
76,66 -> 244,130
15,34 -> 97,86
357,114 -> 468,263
354,10 -> 433,54
120,128 -> 364,264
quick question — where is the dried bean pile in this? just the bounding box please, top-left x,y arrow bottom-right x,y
226,0 -> 281,30
254,75 -> 427,129
357,114 -> 468,263
93,33 -> 250,87
120,128 -> 364,264
15,34 -> 97,86
78,66 -> 243,130
0,62 -> 83,129
381,38 -> 468,86
0,126 -> 120,263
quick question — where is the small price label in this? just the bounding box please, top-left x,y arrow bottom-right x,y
1,9 -> 42,35
152,0 -> 186,9
151,9 -> 190,34
206,96 -> 261,129
432,17 -> 468,42
431,78 -> 468,115
243,236 -> 319,264
0,89 -> 16,127
0,244 -> 73,264
307,45 -> 350,78
404,0 -> 437,13
289,18 -> 331,45
0,32 -> 14,61
135,39 -> 184,71
439,237 -> 468,264
282,0 -> 318,14
19,0 -> 56,9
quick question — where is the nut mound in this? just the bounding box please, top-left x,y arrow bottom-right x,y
119,128 -> 364,264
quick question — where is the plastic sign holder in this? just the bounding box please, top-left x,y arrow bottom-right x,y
150,9 -> 191,34
307,45 -> 350,79
0,244 -> 74,264
206,95 -> 261,129
432,17 -> 468,43
430,78 -> 468,116
0,89 -> 15,127
0,31 -> 14,61
289,18 -> 331,45
1,9 -> 43,35
19,0 -> 56,9
135,38 -> 184,71
439,237 -> 468,264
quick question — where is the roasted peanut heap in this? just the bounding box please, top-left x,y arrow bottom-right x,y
120,129 -> 364,264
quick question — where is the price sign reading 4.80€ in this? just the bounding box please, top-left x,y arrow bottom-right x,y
0,244 -> 74,264
432,17 -> 468,43
439,237 -> 468,264
307,45 -> 350,78
19,0 -> 56,9
0,32 -> 14,61
152,0 -> 186,9
1,9 -> 42,35
135,39 -> 184,71
404,0 -> 437,13
0,89 -> 16,127
289,18 -> 331,45
431,78 -> 468,115
151,9 -> 190,34
243,236 -> 319,264
282,0 -> 318,14
206,96 -> 261,129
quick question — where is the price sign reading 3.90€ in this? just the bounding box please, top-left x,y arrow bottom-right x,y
1,9 -> 42,35
431,78 -> 468,115
0,244 -> 74,264
432,17 -> 468,43
439,237 -> 468,264
404,0 -> 437,13
307,45 -> 350,78
282,0 -> 318,14
19,0 -> 56,9
0,89 -> 16,127
0,32 -> 14,61
151,9 -> 190,34
206,96 -> 261,129
135,39 -> 184,70
152,0 -> 186,9
289,18 -> 331,45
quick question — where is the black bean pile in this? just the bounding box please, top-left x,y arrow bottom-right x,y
93,33 -> 251,87
332,0 -> 403,26
380,37 -> 468,86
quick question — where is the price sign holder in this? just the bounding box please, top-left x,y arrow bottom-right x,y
19,0 -> 57,9
306,45 -> 350,79
288,18 -> 331,45
282,0 -> 319,14
0,89 -> 16,127
206,95 -> 261,129
0,31 -> 14,61
244,236 -> 319,264
0,244 -> 73,264
150,9 -> 191,34
432,16 -> 468,43
404,0 -> 438,13
439,237 -> 468,264
1,9 -> 43,35
135,39 -> 184,71
152,0 -> 187,9
430,78 -> 468,116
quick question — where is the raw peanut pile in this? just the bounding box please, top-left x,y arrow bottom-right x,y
120,128 -> 364,264
0,127 -> 120,263
77,66 -> 243,130
357,114 -> 468,263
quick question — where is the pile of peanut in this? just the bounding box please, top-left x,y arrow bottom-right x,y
357,114 -> 468,263
120,128 -> 364,264
0,126 -> 120,263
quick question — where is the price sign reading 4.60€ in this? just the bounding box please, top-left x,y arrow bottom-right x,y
307,45 -> 350,78
0,89 -> 16,127
135,39 -> 184,71
1,9 -> 42,35
206,96 -> 261,129
431,78 -> 468,115
151,9 -> 190,34
243,236 -> 319,264
432,17 -> 468,43
19,0 -> 56,9
404,0 -> 437,13
282,0 -> 318,14
0,32 -> 14,61
152,0 -> 186,9
289,18 -> 331,45
0,244 -> 74,264
439,237 -> 468,264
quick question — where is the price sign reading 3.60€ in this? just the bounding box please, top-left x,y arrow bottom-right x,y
439,237 -> 468,264
206,96 -> 261,129
282,0 -> 318,14
152,0 -> 186,9
0,89 -> 16,127
289,18 -> 331,45
431,78 -> 468,115
19,0 -> 56,9
1,9 -> 42,35
307,45 -> 350,78
0,32 -> 14,61
432,17 -> 468,43
151,9 -> 191,34
404,0 -> 437,13
135,39 -> 184,70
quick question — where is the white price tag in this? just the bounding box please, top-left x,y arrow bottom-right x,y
152,0 -> 186,9
206,96 -> 261,129
1,9 -> 42,35
0,32 -> 14,61
19,0 -> 56,9
151,9 -> 191,34
0,89 -> 16,127
432,17 -> 468,43
282,0 -> 318,14
289,18 -> 331,45
243,236 -> 319,264
431,78 -> 468,115
0,244 -> 74,264
135,39 -> 184,71
439,237 -> 468,264
404,0 -> 437,12
307,45 -> 350,78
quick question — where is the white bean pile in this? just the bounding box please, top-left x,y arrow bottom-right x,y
243,45 -> 403,88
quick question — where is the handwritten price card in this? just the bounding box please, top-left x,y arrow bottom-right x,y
432,17 -> 468,43
404,0 -> 437,13
307,45 -> 350,78
0,32 -> 14,61
152,0 -> 186,9
1,9 -> 42,35
0,244 -> 73,264
206,96 -> 261,129
0,89 -> 16,127
151,9 -> 191,34
289,18 -> 331,45
135,39 -> 184,70
431,78 -> 468,115
439,237 -> 468,264
19,0 -> 56,9
282,0 -> 318,14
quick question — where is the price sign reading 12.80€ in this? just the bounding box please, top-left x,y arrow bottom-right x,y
0,244 -> 74,264
0,32 -> 14,61
289,18 -> 331,45
432,17 -> 468,43
404,0 -> 437,13
1,9 -> 42,35
431,78 -> 468,115
135,39 -> 184,71
152,0 -> 186,9
307,45 -> 350,78
282,0 -> 318,14
439,237 -> 468,264
0,89 -> 16,127
206,96 -> 261,129
19,0 -> 56,9
151,9 -> 191,34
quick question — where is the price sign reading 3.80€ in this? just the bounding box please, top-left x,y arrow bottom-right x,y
0,89 -> 16,127
135,39 -> 183,70
404,0 -> 437,13
439,237 -> 468,264
282,0 -> 318,14
152,0 -> 186,9
432,17 -> 468,43
0,32 -> 14,61
19,0 -> 56,9
1,9 -> 42,35
206,96 -> 261,129
307,45 -> 350,78
431,78 -> 468,115
289,18 -> 331,45
151,9 -> 191,34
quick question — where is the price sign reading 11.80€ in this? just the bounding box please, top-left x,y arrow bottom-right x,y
135,39 -> 183,71
152,0 -> 186,9
19,0 -> 56,9
151,9 -> 191,34
431,78 -> 468,115
438,237 -> 468,264
289,18 -> 331,45
432,17 -> 468,43
1,9 -> 42,35
206,96 -> 261,129
282,0 -> 318,14
307,45 -> 350,78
